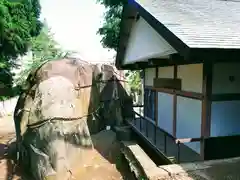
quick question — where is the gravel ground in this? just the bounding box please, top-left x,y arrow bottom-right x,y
0,116 -> 135,180
70,130 -> 136,180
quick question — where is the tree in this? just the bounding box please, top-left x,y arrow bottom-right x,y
96,0 -> 124,51
14,20 -> 68,87
97,0 -> 142,103
30,19 -> 66,60
0,0 -> 42,97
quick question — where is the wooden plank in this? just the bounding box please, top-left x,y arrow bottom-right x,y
173,65 -> 177,137
201,61 -> 213,160
211,93 -> 240,101
145,86 -> 203,100
153,78 -> 181,89
159,156 -> 240,175
204,135 -> 240,160
155,67 -> 159,126
143,69 -> 145,117
175,138 -> 202,144
154,67 -> 159,144
122,141 -> 157,170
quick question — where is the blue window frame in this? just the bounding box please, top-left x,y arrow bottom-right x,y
144,88 -> 155,120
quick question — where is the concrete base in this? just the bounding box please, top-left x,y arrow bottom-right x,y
120,141 -> 163,180
121,140 -> 240,180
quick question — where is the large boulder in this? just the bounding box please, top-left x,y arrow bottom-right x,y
13,58 -> 133,180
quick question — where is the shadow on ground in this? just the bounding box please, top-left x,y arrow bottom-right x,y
0,141 -> 22,180
91,130 -> 136,180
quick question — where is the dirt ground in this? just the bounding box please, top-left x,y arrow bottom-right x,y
0,115 -> 135,180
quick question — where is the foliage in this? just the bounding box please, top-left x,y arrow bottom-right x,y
97,0 -> 126,7
0,0 -> 42,98
96,0 -> 123,51
14,20 -> 68,87
30,20 -> 66,60
97,0 -> 142,94
125,70 -> 141,92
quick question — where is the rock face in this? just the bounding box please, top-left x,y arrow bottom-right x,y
13,58 -> 133,180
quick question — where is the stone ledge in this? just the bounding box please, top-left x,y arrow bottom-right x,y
120,141 -> 169,180
120,140 -> 240,180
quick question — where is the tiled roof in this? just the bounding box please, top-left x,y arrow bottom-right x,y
136,0 -> 240,49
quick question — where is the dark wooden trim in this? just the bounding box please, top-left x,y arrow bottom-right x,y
173,65 -> 177,137
123,57 -> 200,70
143,69 -> 145,88
145,86 -> 203,100
176,90 -> 203,100
204,135 -> 240,160
153,78 -> 181,90
190,48 -> 240,62
174,65 -> 178,78
150,54 -> 202,67
204,62 -> 213,137
120,62 -> 158,70
155,91 -> 158,126
155,67 -> 158,126
126,16 -> 137,19
143,69 -> 146,117
133,112 -> 202,163
155,67 -> 158,78
201,61 -> 213,160
128,120 -> 173,165
176,137 -> 202,144
146,86 -> 175,94
211,93 -> 240,101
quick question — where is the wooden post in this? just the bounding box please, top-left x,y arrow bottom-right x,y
200,61 -> 213,160
155,67 -> 159,125
154,67 -> 159,145
143,69 -> 145,116
173,65 -> 177,137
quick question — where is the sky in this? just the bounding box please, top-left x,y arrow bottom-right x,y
40,0 -> 116,62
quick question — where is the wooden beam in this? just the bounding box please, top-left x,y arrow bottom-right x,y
155,67 -> 159,78
176,90 -> 203,100
155,67 -> 158,126
154,67 -> 159,145
204,135 -> 240,160
169,54 -> 185,61
173,65 -> 177,137
149,58 -> 173,67
149,54 -> 202,67
211,93 -> 240,101
126,16 -> 137,19
201,61 -> 213,160
153,78 -> 181,90
143,69 -> 145,117
145,86 -> 203,100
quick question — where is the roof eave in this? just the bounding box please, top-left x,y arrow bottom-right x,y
116,1 -> 240,69
115,3 -> 138,69
115,1 -> 191,69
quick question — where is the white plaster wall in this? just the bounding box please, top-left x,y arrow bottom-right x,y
212,62 -> 240,94
211,101 -> 240,137
158,66 -> 174,79
176,97 -> 202,153
123,17 -> 177,65
157,92 -> 173,135
144,68 -> 155,86
177,64 -> 203,93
